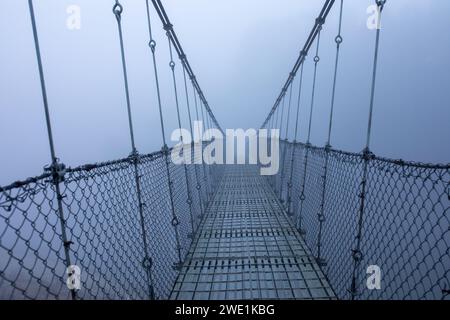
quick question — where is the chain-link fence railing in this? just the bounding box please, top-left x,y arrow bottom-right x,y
0,143 -> 223,300
271,140 -> 450,300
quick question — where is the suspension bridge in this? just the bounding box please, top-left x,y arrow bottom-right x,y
0,0 -> 449,300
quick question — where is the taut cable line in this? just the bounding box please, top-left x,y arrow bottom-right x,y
297,24 -> 323,235
150,0 -> 223,133
261,0 -> 335,128
317,0 -> 344,270
1,0 -> 448,301
166,30 -> 196,237
351,0 -> 387,300
144,0 -> 183,268
279,81 -> 294,202
114,0 -> 155,299
286,62 -> 305,217
27,0 -> 76,300
182,59 -> 205,222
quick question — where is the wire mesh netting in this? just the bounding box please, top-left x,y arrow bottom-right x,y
272,140 -> 450,300
1,139 -> 449,300
0,144 -> 223,300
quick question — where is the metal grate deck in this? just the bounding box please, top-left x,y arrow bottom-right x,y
170,165 -> 335,300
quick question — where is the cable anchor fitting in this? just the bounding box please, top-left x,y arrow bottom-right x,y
362,147 -> 375,161
112,2 -> 123,21
376,0 -> 387,11
142,257 -> 153,270
149,39 -> 156,52
171,216 -> 180,227
161,144 -> 170,156
352,249 -> 363,262
44,160 -> 67,184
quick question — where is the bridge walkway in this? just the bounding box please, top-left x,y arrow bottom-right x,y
170,165 -> 335,300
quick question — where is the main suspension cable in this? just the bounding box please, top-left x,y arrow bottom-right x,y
261,0 -> 335,128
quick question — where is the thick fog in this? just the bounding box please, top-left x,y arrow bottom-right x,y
1,0 -> 449,185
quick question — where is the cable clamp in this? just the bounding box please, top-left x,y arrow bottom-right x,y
63,240 -> 74,248
161,144 -> 170,155
362,147 -> 374,161
163,23 -> 173,31
44,160 -> 67,184
318,214 -> 326,223
316,17 -> 325,26
142,257 -> 153,270
171,217 -> 180,227
352,249 -> 363,262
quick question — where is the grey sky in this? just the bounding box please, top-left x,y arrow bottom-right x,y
1,0 -> 449,185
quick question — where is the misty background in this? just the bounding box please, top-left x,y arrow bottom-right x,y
0,0 -> 449,185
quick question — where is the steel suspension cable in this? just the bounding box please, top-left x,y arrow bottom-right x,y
297,24 -> 323,234
150,0 -> 222,133
276,94 -> 287,191
200,99 -> 213,197
317,0 -> 344,267
144,0 -> 183,267
166,32 -> 196,236
182,62 -> 205,221
279,82 -> 294,201
193,83 -> 211,203
113,0 -> 157,299
272,101 -> 281,187
28,0 -> 76,300
351,0 -> 387,299
261,0 -> 335,129
286,62 -> 306,217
